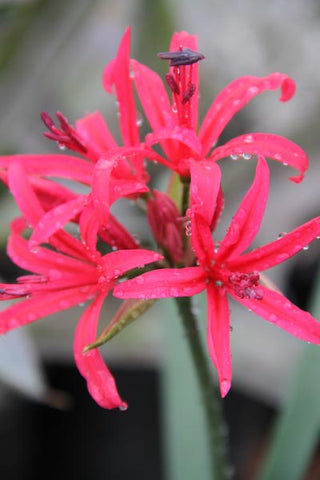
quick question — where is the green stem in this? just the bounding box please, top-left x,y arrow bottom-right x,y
175,296 -> 232,480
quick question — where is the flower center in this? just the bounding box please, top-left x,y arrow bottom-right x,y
158,47 -> 204,128
228,271 -> 263,300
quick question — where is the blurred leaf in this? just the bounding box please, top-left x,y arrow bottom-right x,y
161,296 -> 213,480
0,1 -> 43,71
256,269 -> 320,480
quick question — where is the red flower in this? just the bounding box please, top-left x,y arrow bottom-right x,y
132,31 -> 307,182
114,157 -> 320,397
0,217 -> 162,409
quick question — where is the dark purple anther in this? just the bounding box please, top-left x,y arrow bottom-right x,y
157,47 -> 205,66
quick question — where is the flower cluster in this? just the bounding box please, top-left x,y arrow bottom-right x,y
1,27 -> 320,408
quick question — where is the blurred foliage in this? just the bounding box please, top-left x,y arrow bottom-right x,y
0,1 -> 43,71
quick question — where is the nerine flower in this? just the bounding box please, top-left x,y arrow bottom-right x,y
132,31 -> 307,181
114,157 -> 320,397
0,217 -> 162,409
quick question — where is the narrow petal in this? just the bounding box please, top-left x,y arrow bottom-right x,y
190,161 -> 221,225
217,157 -> 269,262
8,161 -> 44,226
146,126 -> 203,158
113,267 -> 207,299
0,286 -> 97,334
101,249 -> 164,282
206,282 -> 232,397
229,215 -> 320,272
131,59 -> 173,130
131,59 -> 178,160
102,27 -> 139,147
0,154 -> 93,183
8,218 -> 94,275
75,111 -> 117,160
29,195 -> 86,249
169,31 -> 200,130
199,73 -> 296,156
231,286 -> 320,344
210,133 -> 307,183
189,161 -> 221,267
74,293 -> 127,409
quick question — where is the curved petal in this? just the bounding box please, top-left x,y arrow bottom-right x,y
206,282 -> 232,397
0,154 -> 93,183
229,215 -> 320,272
231,286 -> 320,344
8,161 -> 44,226
102,27 -> 139,147
74,293 -> 127,409
29,195 -> 86,249
131,59 -> 178,160
113,267 -> 207,299
190,161 -> 221,224
9,218 -> 94,275
131,59 -> 173,130
75,111 -> 117,161
0,285 -> 97,334
217,157 -> 269,262
189,162 -> 221,266
101,249 -> 164,282
146,126 -> 202,159
199,73 -> 296,156
210,133 -> 307,183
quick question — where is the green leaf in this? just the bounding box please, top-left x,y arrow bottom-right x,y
83,298 -> 156,352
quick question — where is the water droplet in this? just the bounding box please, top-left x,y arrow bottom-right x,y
277,232 -> 287,239
242,153 -> 252,161
215,280 -> 224,287
316,235 -> 320,240
243,134 -> 254,143
214,242 -> 220,253
248,86 -> 259,95
282,162 -> 288,166
58,143 -> 66,151
119,404 -> 128,411
136,111 -> 143,127
303,244 -> 310,251
230,154 -> 240,161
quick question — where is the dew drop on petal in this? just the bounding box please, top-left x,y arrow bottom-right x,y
243,134 -> 254,143
230,154 -> 240,161
277,232 -> 287,239
242,153 -> 252,161
303,244 -> 310,251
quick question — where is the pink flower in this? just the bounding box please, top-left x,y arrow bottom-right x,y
0,217 -> 162,409
132,31 -> 307,182
114,157 -> 320,397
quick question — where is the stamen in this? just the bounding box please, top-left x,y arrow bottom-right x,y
165,73 -> 180,95
158,47 -> 205,66
182,83 -> 196,104
41,111 -> 87,154
229,272 -> 263,300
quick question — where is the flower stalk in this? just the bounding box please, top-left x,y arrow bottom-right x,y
175,296 -> 232,480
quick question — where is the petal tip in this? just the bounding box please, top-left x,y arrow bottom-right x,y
220,379 -> 231,398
